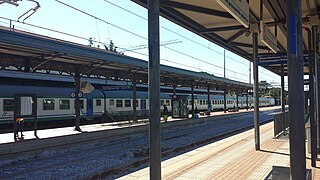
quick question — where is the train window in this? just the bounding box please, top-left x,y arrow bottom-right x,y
160,100 -> 164,106
166,100 -> 170,106
109,100 -> 114,106
96,99 -> 102,106
59,99 -> 70,110
3,99 -> 14,111
116,100 -> 123,107
43,99 -> 55,110
134,100 -> 138,107
125,100 -> 131,107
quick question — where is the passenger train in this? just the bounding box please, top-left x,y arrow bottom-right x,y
0,84 -> 275,124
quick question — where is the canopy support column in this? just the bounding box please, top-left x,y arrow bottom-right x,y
281,64 -> 285,112
246,93 -> 248,111
286,0 -> 306,178
236,93 -> 239,111
74,67 -> 81,132
224,88 -> 227,113
308,26 -> 317,167
207,86 -> 211,113
148,0 -> 161,179
253,32 -> 260,151
191,84 -> 195,118
132,77 -> 137,121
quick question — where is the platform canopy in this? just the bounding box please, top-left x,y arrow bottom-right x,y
0,27 -> 251,92
132,0 -> 320,75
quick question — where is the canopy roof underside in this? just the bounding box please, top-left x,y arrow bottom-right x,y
133,0 -> 320,76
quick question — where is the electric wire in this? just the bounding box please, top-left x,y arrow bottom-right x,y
55,1 -> 248,79
55,0 -> 147,40
103,0 -> 282,82
0,2 -> 256,82
103,0 -> 247,66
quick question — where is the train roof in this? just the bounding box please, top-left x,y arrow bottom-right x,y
0,70 -> 225,94
0,84 -> 270,100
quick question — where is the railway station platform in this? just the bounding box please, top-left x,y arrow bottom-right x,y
0,106 -> 279,156
119,122 -> 320,180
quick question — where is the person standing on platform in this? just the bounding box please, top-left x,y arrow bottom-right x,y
16,117 -> 24,139
163,104 -> 168,122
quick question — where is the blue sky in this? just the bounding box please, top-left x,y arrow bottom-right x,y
0,0 -> 282,85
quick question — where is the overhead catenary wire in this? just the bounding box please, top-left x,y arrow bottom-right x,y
102,0 -> 281,83
54,0 -> 247,78
164,46 -> 248,77
55,0 -> 147,41
1,1 -> 261,83
0,19 -> 33,32
103,0 -> 247,66
0,16 -> 243,80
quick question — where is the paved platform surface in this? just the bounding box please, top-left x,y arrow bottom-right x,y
0,106 -> 279,145
119,122 -> 320,180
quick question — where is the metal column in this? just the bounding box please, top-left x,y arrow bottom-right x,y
207,86 -> 210,112
317,46 -> 320,153
236,93 -> 239,110
281,64 -> 285,112
307,27 -> 317,167
173,85 -> 176,95
191,84 -> 195,118
132,78 -> 137,121
286,0 -> 306,178
224,89 -> 227,113
253,32 -> 260,150
313,27 -> 320,153
74,67 -> 81,132
318,54 -> 320,153
148,0 -> 161,179
246,93 -> 248,111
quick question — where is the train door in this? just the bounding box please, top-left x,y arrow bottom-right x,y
172,100 -> 179,118
86,98 -> 93,120
171,95 -> 188,118
180,99 -> 188,117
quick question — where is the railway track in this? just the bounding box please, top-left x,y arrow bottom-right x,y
0,108 -> 280,179
87,115 -> 275,179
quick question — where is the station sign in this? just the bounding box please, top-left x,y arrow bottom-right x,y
260,21 -> 278,53
258,54 -> 309,66
216,0 -> 249,28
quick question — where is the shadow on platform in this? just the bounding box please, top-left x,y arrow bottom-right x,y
264,166 -> 311,180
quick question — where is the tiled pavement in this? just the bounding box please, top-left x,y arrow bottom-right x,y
119,122 -> 320,180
